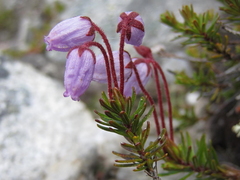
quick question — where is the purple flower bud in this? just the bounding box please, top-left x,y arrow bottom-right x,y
117,11 -> 145,46
63,48 -> 95,101
44,16 -> 95,52
124,58 -> 151,97
92,51 -> 132,83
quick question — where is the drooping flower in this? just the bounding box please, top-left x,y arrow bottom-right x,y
63,47 -> 95,101
44,16 -> 95,52
92,51 -> 132,83
124,58 -> 152,97
117,11 -> 145,46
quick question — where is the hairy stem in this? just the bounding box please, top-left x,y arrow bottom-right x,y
132,63 -> 161,135
85,41 -> 112,97
92,23 -> 119,89
119,26 -> 126,95
153,65 -> 167,134
153,61 -> 173,141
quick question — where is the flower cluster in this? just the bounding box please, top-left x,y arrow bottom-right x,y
44,11 -> 176,179
44,12 -> 151,101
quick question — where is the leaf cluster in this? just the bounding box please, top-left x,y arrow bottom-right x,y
218,0 -> 240,21
158,2 -> 240,179
172,105 -> 198,131
160,3 -> 240,102
160,133 -> 235,180
95,88 -> 166,176
174,63 -> 216,93
95,88 -> 240,179
160,5 -> 231,59
95,88 -> 153,137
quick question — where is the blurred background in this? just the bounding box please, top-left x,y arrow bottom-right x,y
0,0 -> 223,180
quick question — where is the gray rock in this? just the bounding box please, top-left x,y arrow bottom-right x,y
0,57 -> 124,180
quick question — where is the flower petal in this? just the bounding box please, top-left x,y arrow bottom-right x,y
125,27 -> 145,46
44,16 -> 95,52
124,58 -> 151,97
92,51 -> 132,83
117,11 -> 145,46
63,48 -> 95,101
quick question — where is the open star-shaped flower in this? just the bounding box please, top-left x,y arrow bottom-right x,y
117,11 -> 145,46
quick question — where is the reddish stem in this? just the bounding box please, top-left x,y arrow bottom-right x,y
152,65 -> 167,133
152,60 -> 174,141
119,26 -> 126,95
92,23 -> 119,89
132,63 -> 161,136
85,41 -> 112,97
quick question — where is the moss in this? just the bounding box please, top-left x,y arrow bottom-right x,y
2,2 -> 66,58
2,49 -> 27,58
54,1 -> 66,13
41,1 -> 66,23
0,5 -> 18,40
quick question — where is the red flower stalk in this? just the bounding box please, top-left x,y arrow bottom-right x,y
134,46 -> 174,141
130,61 -> 161,135
87,18 -> 119,90
117,11 -> 145,94
83,41 -> 112,97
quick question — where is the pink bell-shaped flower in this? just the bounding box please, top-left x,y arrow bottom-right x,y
44,16 -> 95,52
117,11 -> 145,46
63,47 -> 95,101
92,51 -> 132,83
124,58 -> 151,97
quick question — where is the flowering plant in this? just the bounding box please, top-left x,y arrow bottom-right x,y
45,6 -> 240,180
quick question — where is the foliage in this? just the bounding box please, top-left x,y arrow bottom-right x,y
218,0 -> 240,21
160,5 -> 230,59
160,133 -> 238,180
160,2 -> 240,102
172,105 -> 198,131
95,89 -> 166,178
96,88 -> 240,179
156,1 -> 240,179
94,1 -> 240,179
